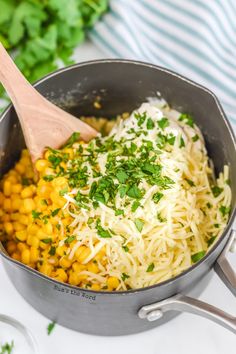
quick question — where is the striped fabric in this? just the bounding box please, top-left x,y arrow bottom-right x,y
90,0 -> 236,130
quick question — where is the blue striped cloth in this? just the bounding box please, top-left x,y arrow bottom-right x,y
90,0 -> 236,130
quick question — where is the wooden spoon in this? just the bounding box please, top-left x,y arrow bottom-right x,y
0,43 -> 98,162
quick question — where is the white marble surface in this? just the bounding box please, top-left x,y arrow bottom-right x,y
1,40 -> 236,354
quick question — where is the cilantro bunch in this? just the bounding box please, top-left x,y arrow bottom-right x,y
0,0 -> 109,100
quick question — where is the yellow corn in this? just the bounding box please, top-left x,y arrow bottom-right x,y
23,198 -> 35,213
107,277 -> 119,290
3,180 -> 12,196
21,249 -> 30,264
3,222 -> 14,235
59,257 -> 72,269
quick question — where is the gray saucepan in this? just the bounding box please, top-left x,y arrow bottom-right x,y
0,60 -> 236,336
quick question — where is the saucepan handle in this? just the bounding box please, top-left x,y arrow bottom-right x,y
139,229 -> 236,334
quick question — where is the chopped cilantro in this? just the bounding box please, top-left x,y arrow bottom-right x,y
115,209 -> 124,216
59,187 -> 68,196
122,245 -> 129,252
192,134 -> 199,142
168,135 -> 176,145
146,117 -> 155,130
185,179 -> 195,187
64,235 -> 76,244
211,186 -> 223,198
127,184 -> 143,199
49,246 -> 56,256
51,208 -> 60,217
158,117 -> 169,130
116,170 -> 128,183
96,220 -> 112,238
206,202 -> 212,209
146,263 -> 154,272
131,201 -> 140,212
214,223 -> 220,228
178,113 -> 194,127
157,212 -> 166,223
121,273 -> 130,281
22,177 -> 30,186
179,136 -> 185,148
32,210 -> 42,219
47,321 -> 56,335
191,251 -> 206,263
219,205 -> 231,217
152,192 -> 164,204
134,218 -> 144,232
63,132 -> 80,148
43,175 -> 54,182
135,111 -> 147,126
207,236 -> 217,247
42,238 -> 52,244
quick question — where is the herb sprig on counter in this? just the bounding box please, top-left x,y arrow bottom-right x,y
0,341 -> 14,354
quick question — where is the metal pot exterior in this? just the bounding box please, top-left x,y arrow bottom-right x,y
0,60 -> 235,335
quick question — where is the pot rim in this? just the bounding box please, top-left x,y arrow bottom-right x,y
0,58 -> 235,296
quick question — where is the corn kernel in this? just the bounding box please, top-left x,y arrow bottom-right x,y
40,263 -> 52,277
91,283 -> 101,291
2,214 -> 11,222
12,252 -> 21,261
68,272 -> 80,286
21,187 -> 33,199
0,192 -> 4,206
11,198 -> 22,211
3,198 -> 11,212
18,215 -> 28,225
59,257 -> 72,269
56,245 -> 67,257
4,222 -> 14,235
75,246 -> 90,263
6,241 -> 17,254
15,230 -> 27,241
37,184 -> 52,198
87,262 -> 99,274
3,180 -> 11,196
35,159 -> 49,172
11,184 -> 22,194
21,249 -> 30,264
54,268 -> 68,282
107,276 -> 119,290
13,222 -> 25,232
43,222 -> 53,234
15,163 -> 25,175
72,262 -> 86,272
17,242 -> 28,252
30,247 -> 39,263
27,235 -> 39,248
23,198 -> 35,213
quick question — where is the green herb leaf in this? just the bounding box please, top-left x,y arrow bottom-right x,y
42,238 -> 52,244
127,184 -> 143,199
152,192 -> 164,204
131,200 -> 140,212
122,245 -> 129,252
168,135 -> 176,146
63,132 -> 80,148
32,210 -> 42,219
115,209 -> 124,216
211,186 -> 223,198
158,117 -> 169,130
191,251 -> 206,263
146,263 -> 154,272
49,246 -> 56,256
121,272 -> 130,281
207,236 -> 217,247
51,208 -> 60,217
43,175 -> 54,182
64,235 -> 76,244
192,134 -> 199,142
0,340 -> 14,354
185,179 -> 195,187
96,219 -> 112,238
47,321 -> 56,335
134,218 -> 144,232
219,205 -> 231,217
178,113 -> 194,127
179,136 -> 185,148
116,170 -> 128,183
59,187 -> 68,196
206,202 -> 212,209
146,117 -> 155,130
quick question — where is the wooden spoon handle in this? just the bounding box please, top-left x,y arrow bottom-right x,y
0,42 -> 38,106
